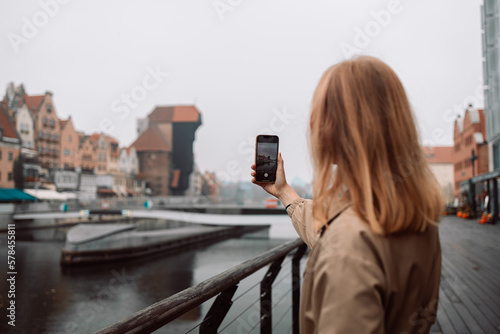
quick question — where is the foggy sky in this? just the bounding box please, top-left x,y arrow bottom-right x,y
0,0 -> 483,184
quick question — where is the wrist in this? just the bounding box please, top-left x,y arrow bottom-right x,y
278,184 -> 299,208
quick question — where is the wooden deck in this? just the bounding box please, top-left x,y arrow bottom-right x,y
431,216 -> 500,333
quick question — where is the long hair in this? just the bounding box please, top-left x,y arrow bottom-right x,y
309,56 -> 444,235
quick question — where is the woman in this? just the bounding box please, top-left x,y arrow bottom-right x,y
251,56 -> 443,333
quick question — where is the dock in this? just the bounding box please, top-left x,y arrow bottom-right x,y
432,216 -> 500,333
60,224 -> 270,265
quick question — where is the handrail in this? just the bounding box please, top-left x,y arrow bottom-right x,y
95,238 -> 306,334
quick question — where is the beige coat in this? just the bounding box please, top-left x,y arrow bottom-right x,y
287,198 -> 441,334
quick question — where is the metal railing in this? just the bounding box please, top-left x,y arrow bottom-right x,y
95,238 -> 308,334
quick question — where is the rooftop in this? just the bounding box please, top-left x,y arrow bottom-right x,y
131,125 -> 170,152
148,105 -> 200,123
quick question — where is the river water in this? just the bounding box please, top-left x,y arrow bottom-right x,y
0,217 -> 303,334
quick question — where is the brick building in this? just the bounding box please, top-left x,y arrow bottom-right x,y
134,105 -> 202,196
79,135 -> 96,173
423,146 -> 454,204
453,107 -> 489,196
59,116 -> 81,170
132,125 -> 171,196
0,104 -> 21,188
104,135 -> 120,173
26,92 -> 61,169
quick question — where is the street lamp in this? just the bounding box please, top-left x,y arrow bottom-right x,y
470,149 -> 478,178
469,149 -> 479,219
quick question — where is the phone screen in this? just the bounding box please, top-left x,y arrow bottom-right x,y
255,135 -> 279,182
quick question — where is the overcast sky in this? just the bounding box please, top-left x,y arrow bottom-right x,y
0,0 -> 483,184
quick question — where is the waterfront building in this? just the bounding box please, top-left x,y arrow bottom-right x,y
133,105 -> 202,196
10,101 -> 40,187
79,135 -> 96,173
91,133 -> 108,174
27,92 -> 62,169
13,102 -> 35,150
0,104 -> 21,188
119,146 -> 139,176
59,116 -> 81,171
52,169 -> 79,192
104,135 -> 120,173
132,125 -> 171,196
453,107 -> 489,196
78,172 -> 97,202
423,146 -> 455,204
186,164 -> 203,196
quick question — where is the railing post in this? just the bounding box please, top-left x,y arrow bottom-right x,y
200,285 -> 238,334
260,256 -> 285,334
292,244 -> 307,334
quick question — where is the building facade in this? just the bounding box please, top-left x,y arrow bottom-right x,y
134,105 -> 202,196
119,146 -> 139,175
28,92 -> 62,169
132,125 -> 171,196
453,108 -> 489,195
59,116 -> 81,170
481,1 -> 500,170
13,103 -> 35,150
105,135 -> 120,173
423,146 -> 455,204
0,105 -> 21,188
79,135 -> 96,173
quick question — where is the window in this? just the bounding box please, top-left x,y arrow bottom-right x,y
39,131 -> 44,139
8,172 -> 12,181
53,134 -> 57,141
50,119 -> 55,126
46,147 -> 50,153
38,146 -> 43,153
64,149 -> 70,156
8,152 -> 13,161
46,133 -> 51,140
0,150 -> 2,160
42,117 -> 47,125
465,135 -> 472,146
68,135 -> 72,142
46,104 -> 52,112
53,149 -> 57,155
101,141 -> 105,149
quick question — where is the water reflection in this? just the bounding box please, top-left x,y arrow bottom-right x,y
0,223 -> 292,333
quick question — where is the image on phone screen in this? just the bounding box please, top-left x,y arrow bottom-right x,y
255,135 -> 278,182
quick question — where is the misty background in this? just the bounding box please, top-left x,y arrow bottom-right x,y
0,0 -> 483,184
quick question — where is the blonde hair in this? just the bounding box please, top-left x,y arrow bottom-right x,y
309,56 -> 444,235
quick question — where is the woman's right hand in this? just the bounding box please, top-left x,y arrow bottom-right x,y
251,153 -> 299,207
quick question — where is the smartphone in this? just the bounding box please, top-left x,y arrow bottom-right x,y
255,135 -> 279,183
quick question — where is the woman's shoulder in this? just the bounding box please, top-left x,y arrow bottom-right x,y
314,207 -> 439,265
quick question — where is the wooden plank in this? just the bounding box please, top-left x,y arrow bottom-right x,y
441,254 -> 500,328
436,300 -> 455,334
440,268 -> 490,333
442,251 -> 500,311
437,216 -> 500,333
438,289 -> 470,333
